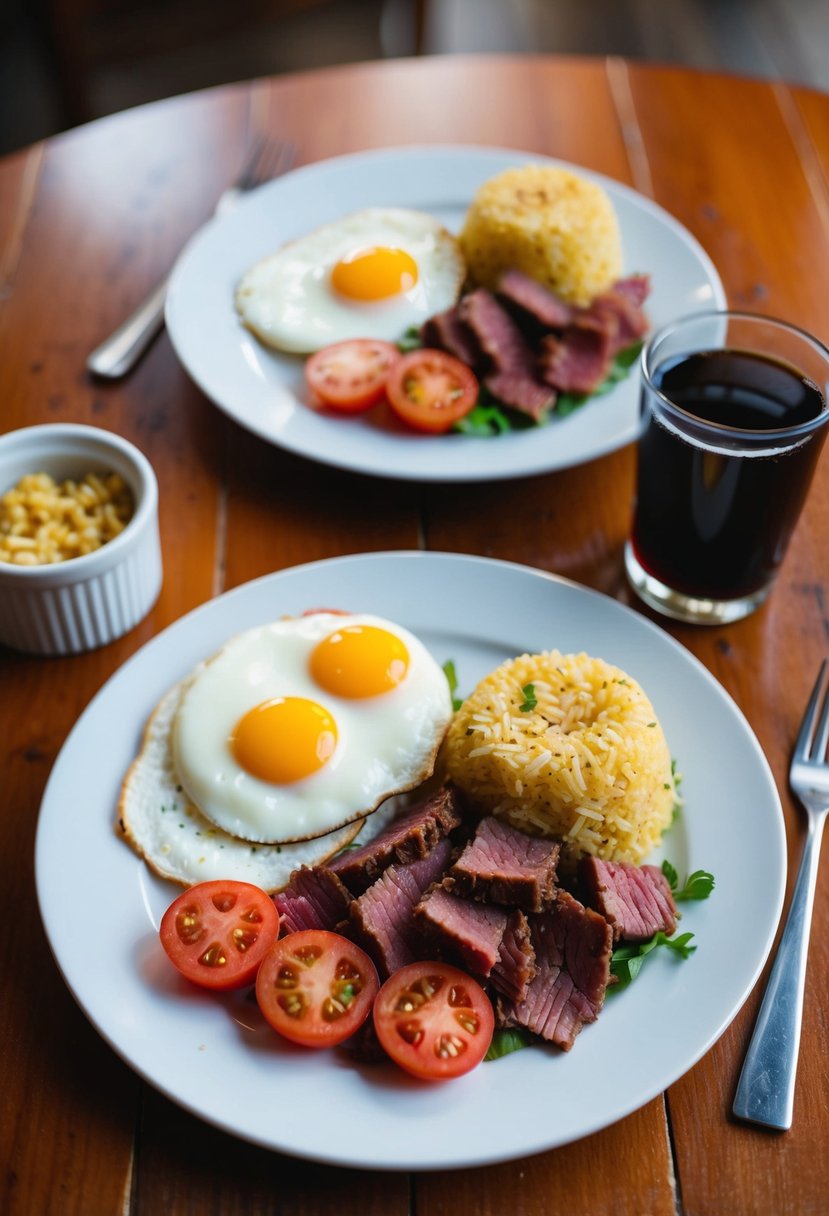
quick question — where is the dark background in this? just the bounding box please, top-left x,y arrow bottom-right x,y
2,0 -> 828,157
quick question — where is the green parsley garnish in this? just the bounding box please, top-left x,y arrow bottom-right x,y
396,325 -> 423,353
609,931 -> 697,991
443,659 -> 464,711
519,683 -> 537,712
454,402 -> 514,436
662,860 -> 716,901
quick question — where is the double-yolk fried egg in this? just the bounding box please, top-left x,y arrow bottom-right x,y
154,613 -> 451,851
234,208 -> 466,353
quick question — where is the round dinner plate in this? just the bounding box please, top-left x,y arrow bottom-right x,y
35,552 -> 784,1170
165,145 -> 726,481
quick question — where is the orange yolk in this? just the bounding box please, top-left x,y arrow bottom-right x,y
230,697 -> 337,785
330,246 -> 418,301
310,625 -> 410,699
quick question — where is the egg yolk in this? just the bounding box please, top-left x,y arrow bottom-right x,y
230,697 -> 337,785
310,625 -> 410,698
330,246 -> 418,301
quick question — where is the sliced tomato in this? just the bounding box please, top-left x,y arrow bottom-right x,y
256,930 -> 379,1047
159,880 -> 280,991
373,961 -> 494,1080
385,349 -> 479,433
305,339 -> 401,413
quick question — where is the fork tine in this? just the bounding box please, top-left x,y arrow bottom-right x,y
241,137 -> 296,190
794,659 -> 829,762
233,135 -> 266,192
812,661 -> 829,762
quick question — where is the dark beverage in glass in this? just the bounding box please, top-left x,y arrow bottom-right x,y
625,313 -> 829,625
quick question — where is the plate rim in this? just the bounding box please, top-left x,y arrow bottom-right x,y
165,143 -> 727,482
34,551 -> 785,1169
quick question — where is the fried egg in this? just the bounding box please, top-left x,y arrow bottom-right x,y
170,612 -> 453,845
117,680 -> 365,891
234,208 -> 466,353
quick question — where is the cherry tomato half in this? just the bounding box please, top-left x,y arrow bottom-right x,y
385,349 -> 479,433
305,339 -> 401,413
256,930 -> 379,1048
373,961 -> 494,1080
159,880 -> 280,991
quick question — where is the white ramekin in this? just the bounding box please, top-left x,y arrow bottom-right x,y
0,424 -> 163,655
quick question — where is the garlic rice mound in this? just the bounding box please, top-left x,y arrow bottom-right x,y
443,651 -> 675,863
459,165 -> 623,306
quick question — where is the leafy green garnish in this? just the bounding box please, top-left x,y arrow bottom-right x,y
442,659 -> 464,711
396,325 -> 423,353
453,385 -> 540,436
609,930 -> 697,991
519,683 -> 537,712
662,861 -> 716,901
484,1027 -> 534,1061
454,402 -> 514,436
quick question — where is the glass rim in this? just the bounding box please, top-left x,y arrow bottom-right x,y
641,309 -> 829,444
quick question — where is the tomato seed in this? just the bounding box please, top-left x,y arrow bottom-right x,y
175,909 -> 205,945
240,907 -> 263,923
394,989 -> 425,1014
435,1034 -> 467,1059
211,893 -> 237,913
448,984 -> 472,1007
335,958 -> 361,982
455,1011 -> 480,1034
396,1019 -> 424,1046
275,965 -> 299,988
277,992 -> 307,1019
231,927 -> 259,953
198,942 -> 227,969
293,946 -> 323,967
333,980 -> 358,1006
321,997 -> 347,1022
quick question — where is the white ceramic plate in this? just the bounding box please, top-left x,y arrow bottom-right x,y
35,553 -> 784,1169
165,146 -> 726,481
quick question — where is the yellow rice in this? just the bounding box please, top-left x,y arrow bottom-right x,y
459,164 -> 623,306
443,651 -> 675,863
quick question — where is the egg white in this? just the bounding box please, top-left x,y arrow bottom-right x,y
234,208 -> 466,354
116,679 -> 363,891
170,612 -> 454,845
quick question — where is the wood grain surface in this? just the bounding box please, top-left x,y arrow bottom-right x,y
1,54 -> 827,1216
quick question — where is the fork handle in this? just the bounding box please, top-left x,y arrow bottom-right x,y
732,811 -> 826,1129
86,275 -> 169,379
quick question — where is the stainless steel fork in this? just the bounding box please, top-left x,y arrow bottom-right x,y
86,137 -> 296,379
733,659 -> 829,1130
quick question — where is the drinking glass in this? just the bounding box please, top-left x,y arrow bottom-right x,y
625,311 -> 829,625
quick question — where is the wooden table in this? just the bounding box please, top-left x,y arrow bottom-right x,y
2,53 -> 828,1216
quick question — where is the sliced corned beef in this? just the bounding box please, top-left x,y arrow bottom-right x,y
328,785 -> 462,895
496,268 -> 573,330
459,288 -> 556,420
347,838 -> 453,978
490,909 -> 536,1005
445,816 -> 559,912
537,273 -> 651,394
582,281 -> 650,356
497,891 -> 612,1051
580,857 -> 678,942
274,865 -> 353,935
538,318 -> 615,396
413,884 -> 508,976
419,307 -> 481,366
609,273 -> 651,309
